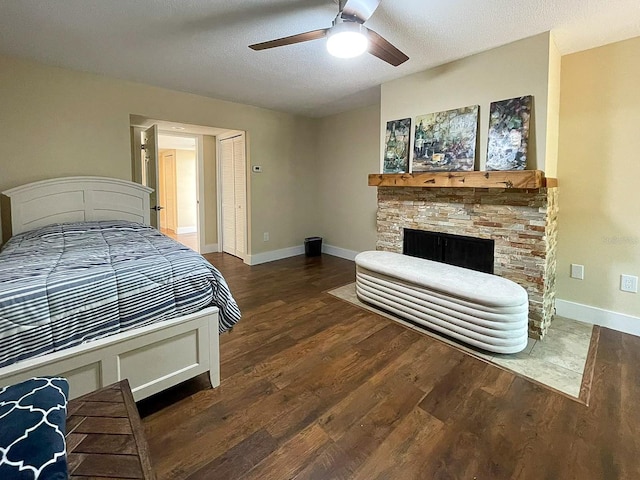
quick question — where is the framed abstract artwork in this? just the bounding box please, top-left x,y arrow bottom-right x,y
486,95 -> 532,171
383,118 -> 411,173
412,105 -> 479,172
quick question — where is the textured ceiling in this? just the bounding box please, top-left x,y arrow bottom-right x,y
1,0 -> 639,117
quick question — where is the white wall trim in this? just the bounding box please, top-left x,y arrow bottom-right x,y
176,226 -> 197,234
244,243 -> 361,265
322,244 -> 359,261
245,245 -> 305,266
556,299 -> 640,337
215,136 -> 223,259
196,134 -> 205,256
200,243 -> 219,254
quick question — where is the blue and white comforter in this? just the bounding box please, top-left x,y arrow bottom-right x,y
0,221 -> 241,369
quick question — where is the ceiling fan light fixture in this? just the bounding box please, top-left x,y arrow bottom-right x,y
326,22 -> 368,58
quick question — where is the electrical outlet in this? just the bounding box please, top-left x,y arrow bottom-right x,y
263,232 -> 269,242
620,275 -> 638,293
570,264 -> 584,280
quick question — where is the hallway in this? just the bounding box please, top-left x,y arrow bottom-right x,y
161,228 -> 198,251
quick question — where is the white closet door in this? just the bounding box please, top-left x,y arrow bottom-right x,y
220,138 -> 236,256
232,136 -> 247,256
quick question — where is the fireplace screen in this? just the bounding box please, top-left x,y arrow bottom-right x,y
403,228 -> 495,274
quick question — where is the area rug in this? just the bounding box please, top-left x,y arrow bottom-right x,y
328,283 -> 599,403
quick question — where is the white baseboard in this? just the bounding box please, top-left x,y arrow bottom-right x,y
177,226 -> 197,234
243,243 -> 360,266
322,244 -> 359,261
245,245 -> 305,266
555,299 -> 640,337
200,243 -> 219,254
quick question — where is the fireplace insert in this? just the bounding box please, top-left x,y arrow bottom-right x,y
403,228 -> 494,274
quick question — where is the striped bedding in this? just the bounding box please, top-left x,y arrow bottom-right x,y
0,221 -> 241,369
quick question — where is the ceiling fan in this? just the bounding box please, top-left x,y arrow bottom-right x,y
249,0 -> 409,66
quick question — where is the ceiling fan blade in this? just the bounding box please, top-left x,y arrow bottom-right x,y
249,28 -> 328,51
367,28 -> 409,66
341,0 -> 381,23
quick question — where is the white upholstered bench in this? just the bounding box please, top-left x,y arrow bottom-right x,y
355,251 -> 529,354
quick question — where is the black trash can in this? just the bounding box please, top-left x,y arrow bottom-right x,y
304,237 -> 322,257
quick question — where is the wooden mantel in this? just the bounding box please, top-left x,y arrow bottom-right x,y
368,170 -> 557,189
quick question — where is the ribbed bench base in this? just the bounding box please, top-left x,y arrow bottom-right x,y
355,251 -> 529,354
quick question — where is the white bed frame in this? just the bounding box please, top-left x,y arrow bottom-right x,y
0,176 -> 220,401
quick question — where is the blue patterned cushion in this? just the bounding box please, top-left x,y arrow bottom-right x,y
0,377 -> 69,480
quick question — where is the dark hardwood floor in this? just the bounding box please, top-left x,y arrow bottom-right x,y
140,253 -> 640,480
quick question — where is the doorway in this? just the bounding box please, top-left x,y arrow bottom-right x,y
130,115 -> 247,259
157,134 -> 199,251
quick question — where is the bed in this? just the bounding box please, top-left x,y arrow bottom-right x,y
0,176 -> 241,401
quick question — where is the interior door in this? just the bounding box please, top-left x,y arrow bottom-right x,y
221,138 -> 236,256
142,124 -> 161,228
220,135 -> 247,259
232,135 -> 247,257
159,150 -> 177,232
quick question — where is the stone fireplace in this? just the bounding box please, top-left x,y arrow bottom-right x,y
375,186 -> 558,339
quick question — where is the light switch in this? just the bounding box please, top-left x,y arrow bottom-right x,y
570,264 -> 584,280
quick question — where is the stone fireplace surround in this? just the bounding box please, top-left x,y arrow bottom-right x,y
376,186 -> 558,339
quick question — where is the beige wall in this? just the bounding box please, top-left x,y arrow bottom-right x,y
202,135 -> 217,246
312,33 -> 562,255
556,36 -> 640,317
545,36 -> 562,178
0,54 -> 318,254
381,32 -> 557,174
4,35 -> 638,321
245,118 -> 318,255
316,104 -> 380,252
174,149 -> 196,230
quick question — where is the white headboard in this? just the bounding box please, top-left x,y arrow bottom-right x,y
1,176 -> 153,239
